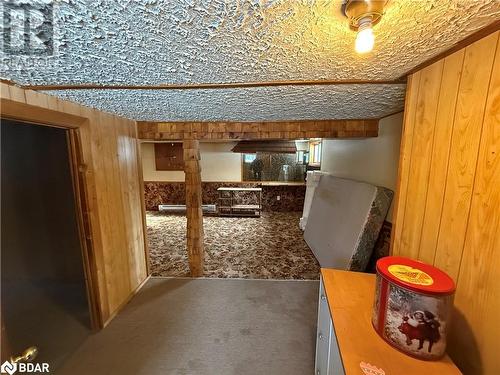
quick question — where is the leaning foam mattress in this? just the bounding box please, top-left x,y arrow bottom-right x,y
304,175 -> 393,272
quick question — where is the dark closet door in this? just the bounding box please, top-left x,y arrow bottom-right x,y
1,119 -> 90,370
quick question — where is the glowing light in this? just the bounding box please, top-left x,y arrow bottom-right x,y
355,23 -> 374,54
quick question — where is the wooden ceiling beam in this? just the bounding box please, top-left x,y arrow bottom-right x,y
21,79 -> 406,91
137,119 -> 379,140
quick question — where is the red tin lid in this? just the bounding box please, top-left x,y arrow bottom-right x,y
376,256 -> 455,295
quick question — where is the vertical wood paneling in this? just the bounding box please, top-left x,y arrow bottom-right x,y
102,113 -> 132,311
79,107 -> 110,321
451,36 -> 500,375
392,31 -> 500,374
434,33 -> 497,280
122,119 -> 147,286
399,61 -> 443,258
391,73 -> 421,256
1,83 -> 148,325
418,50 -> 465,264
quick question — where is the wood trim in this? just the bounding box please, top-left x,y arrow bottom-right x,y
136,138 -> 151,276
21,78 -> 406,91
67,128 -> 103,329
378,109 -> 404,120
401,20 -> 500,78
1,98 -> 86,128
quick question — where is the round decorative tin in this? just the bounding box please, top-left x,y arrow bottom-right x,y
372,256 -> 455,360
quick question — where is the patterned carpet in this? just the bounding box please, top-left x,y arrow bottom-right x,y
147,211 -> 320,280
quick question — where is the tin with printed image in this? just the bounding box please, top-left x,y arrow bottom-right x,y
372,256 -> 455,360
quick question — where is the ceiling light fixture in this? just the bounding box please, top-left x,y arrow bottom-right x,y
342,0 -> 386,54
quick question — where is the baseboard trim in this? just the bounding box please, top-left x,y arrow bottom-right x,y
149,276 -> 320,282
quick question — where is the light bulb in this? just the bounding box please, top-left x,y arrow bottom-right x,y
355,22 -> 374,54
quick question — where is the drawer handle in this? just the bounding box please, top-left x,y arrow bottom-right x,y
318,333 -> 324,340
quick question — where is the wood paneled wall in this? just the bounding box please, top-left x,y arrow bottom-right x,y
137,119 -> 379,140
1,83 -> 148,326
391,31 -> 500,374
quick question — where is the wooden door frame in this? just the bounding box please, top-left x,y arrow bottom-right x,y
135,140 -> 151,276
66,128 -> 102,329
1,102 -> 103,330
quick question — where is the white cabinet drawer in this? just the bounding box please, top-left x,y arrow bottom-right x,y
327,321 -> 344,375
315,279 -> 331,374
315,276 -> 345,375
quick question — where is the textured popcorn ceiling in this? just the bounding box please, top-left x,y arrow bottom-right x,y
1,0 -> 498,121
44,84 -> 406,121
1,0 -> 498,85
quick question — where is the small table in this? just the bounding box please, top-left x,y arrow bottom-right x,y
216,187 -> 262,217
316,269 -> 461,375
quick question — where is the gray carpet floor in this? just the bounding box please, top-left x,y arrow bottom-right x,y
57,277 -> 319,375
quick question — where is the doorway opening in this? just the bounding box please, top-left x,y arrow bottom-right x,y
141,140 -> 321,279
1,119 -> 94,370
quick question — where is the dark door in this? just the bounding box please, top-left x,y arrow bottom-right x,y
1,119 -> 90,370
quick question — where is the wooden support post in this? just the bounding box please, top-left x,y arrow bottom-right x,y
183,140 -> 204,276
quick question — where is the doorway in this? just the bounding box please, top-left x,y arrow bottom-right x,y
1,119 -> 91,370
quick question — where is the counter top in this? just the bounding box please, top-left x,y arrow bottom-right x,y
217,187 -> 262,192
257,181 -> 305,186
143,180 -> 306,186
320,269 -> 461,375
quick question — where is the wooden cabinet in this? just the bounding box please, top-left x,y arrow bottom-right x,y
316,269 -> 461,375
154,143 -> 183,171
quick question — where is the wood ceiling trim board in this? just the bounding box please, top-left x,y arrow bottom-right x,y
137,119 -> 377,125
136,119 -> 379,140
378,109 -> 404,120
401,19 -> 500,79
22,79 -> 406,91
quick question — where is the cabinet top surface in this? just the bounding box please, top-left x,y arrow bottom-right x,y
320,269 -> 461,375
217,187 -> 262,191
